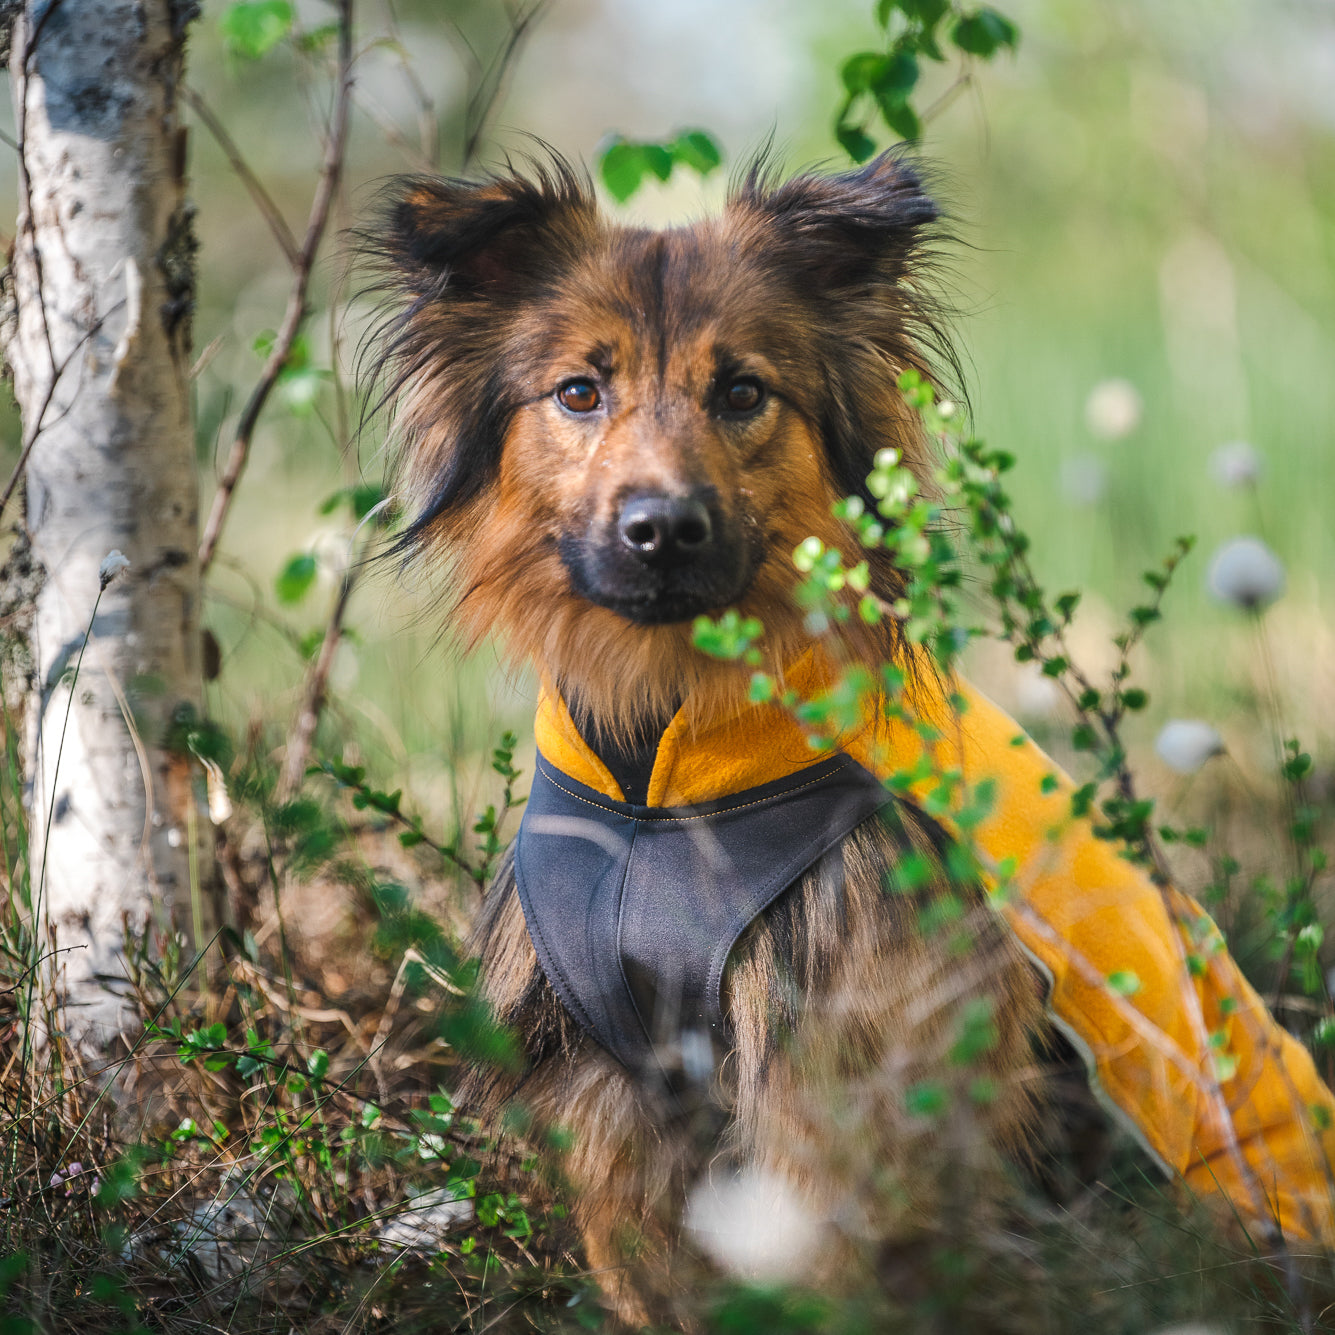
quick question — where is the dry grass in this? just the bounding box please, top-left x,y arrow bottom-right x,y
1,706 -> 1334,1333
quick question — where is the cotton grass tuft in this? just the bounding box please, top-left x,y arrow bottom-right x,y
1206,535 -> 1285,610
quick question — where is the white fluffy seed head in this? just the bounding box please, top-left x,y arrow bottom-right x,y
1155,719 -> 1225,774
1084,378 -> 1142,440
683,1167 -> 823,1282
98,549 -> 131,589
1209,440 -> 1262,488
1206,535 -> 1285,610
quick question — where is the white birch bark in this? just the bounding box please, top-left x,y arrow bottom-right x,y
7,0 -> 218,1047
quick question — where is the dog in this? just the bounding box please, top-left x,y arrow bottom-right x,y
363,151 -> 1335,1326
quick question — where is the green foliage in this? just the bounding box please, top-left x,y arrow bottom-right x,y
252,330 -> 331,416
597,129 -> 723,203
692,608 -> 765,663
319,482 -> 388,523
833,1 -> 1020,160
220,1 -> 294,60
951,7 -> 1019,56
319,729 -> 525,890
274,551 -> 317,604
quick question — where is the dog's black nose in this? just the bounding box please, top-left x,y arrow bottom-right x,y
617,494 -> 713,564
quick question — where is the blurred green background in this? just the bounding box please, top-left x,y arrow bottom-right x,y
2,0 -> 1332,819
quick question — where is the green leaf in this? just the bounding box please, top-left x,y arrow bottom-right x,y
669,129 -> 722,175
879,94 -> 921,141
905,1080 -> 948,1118
220,1 -> 294,60
322,483 -> 388,522
900,0 -> 949,23
836,123 -> 878,163
748,672 -> 775,704
891,852 -> 935,894
641,143 -> 673,182
307,1048 -> 330,1080
951,8 -> 1019,57
294,21 -> 339,53
275,552 -> 317,605
948,997 -> 998,1065
842,51 -> 889,95
873,48 -> 919,101
599,140 -> 645,203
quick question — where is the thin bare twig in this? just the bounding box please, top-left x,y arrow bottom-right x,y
197,0 -> 355,575
182,86 -> 301,268
276,558 -> 357,801
351,84 -> 435,174
381,0 -> 439,163
460,0 -> 547,169
0,314 -> 106,523
919,69 -> 974,126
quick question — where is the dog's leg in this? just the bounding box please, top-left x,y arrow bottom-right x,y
460,857 -> 693,1329
721,811 -> 1044,1283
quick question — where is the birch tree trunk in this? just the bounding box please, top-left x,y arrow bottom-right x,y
6,0 -> 219,1048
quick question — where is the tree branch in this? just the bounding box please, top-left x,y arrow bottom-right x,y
272,2 -> 550,799
197,0 -> 355,575
181,85 -> 300,268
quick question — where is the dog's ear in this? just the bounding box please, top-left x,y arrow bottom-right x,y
382,165 -> 595,299
730,150 -> 939,290
363,162 -> 597,545
729,153 -> 953,517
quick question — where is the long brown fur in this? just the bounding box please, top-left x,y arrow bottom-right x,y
461,815 -> 1042,1327
363,150 -> 1047,1327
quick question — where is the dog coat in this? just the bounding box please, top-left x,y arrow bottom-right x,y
515,748 -> 896,1083
515,646 -> 1335,1242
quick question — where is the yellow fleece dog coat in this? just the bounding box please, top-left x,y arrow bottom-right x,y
531,647 -> 1335,1243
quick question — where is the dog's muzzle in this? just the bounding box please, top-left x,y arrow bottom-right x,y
559,488 -> 755,625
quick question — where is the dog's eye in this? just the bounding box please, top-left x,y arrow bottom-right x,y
557,380 -> 601,414
722,378 -> 765,415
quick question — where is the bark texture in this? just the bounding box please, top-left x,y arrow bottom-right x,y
7,0 -> 217,1045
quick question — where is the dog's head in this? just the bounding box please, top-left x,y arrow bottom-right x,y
364,152 -> 948,728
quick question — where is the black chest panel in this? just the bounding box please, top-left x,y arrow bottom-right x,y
513,751 -> 895,1084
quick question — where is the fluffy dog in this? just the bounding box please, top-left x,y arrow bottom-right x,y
363,152 -> 1335,1326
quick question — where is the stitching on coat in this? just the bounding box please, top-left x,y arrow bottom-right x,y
537,763 -> 856,822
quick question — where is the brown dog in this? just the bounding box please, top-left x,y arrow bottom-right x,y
365,153 -> 1046,1326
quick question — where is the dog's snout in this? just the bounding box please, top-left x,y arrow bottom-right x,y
617,494 -> 714,564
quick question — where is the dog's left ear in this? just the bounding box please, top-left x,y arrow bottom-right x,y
729,151 -> 939,291
729,153 -> 950,520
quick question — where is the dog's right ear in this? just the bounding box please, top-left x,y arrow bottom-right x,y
363,162 -> 597,544
381,164 -> 595,299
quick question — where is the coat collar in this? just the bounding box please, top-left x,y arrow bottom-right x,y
533,644 -> 959,808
